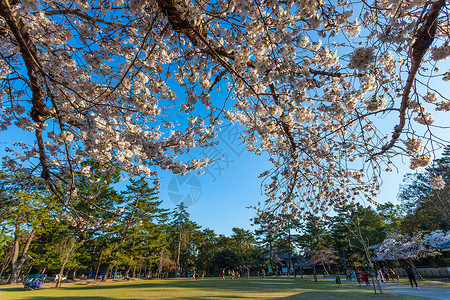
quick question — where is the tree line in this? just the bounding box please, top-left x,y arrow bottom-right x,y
1,147 -> 449,286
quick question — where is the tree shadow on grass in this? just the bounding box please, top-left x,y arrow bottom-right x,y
11,297 -> 121,300
273,290 -> 425,300
4,296 -> 259,300
2,278 -> 415,300
57,278 -> 299,291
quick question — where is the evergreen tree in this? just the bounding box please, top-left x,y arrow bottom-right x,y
399,145 -> 450,233
0,171 -> 56,283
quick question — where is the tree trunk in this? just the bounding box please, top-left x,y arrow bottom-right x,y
8,227 -> 36,284
70,268 -> 77,280
313,263 -> 317,282
55,263 -> 66,287
175,229 -> 182,276
138,260 -> 143,278
94,261 -> 101,281
269,240 -> 274,275
56,238 -> 77,287
102,265 -> 111,282
322,262 -> 329,276
363,246 -> 383,294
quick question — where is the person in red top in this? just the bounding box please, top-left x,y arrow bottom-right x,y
221,270 -> 225,280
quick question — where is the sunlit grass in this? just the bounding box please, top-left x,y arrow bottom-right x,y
0,277 -> 425,300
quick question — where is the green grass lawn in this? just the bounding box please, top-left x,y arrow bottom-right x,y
393,277 -> 450,288
0,277 -> 426,300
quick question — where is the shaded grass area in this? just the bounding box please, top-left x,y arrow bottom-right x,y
0,277 -> 426,300
394,278 -> 450,288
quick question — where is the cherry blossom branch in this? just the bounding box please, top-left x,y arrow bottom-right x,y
376,0 -> 446,156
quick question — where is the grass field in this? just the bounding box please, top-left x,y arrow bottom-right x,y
393,277 -> 450,288
0,277 -> 426,300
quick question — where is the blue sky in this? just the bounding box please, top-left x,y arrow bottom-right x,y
158,124 -> 271,235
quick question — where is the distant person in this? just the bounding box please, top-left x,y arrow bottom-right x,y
364,270 -> 370,286
350,269 -> 356,281
221,270 -> 225,280
35,279 -> 43,289
261,269 -> 265,279
356,270 -> 362,286
377,269 -> 386,284
405,266 -> 419,289
382,267 -> 389,282
29,279 -> 36,289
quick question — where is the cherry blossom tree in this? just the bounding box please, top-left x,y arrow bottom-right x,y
0,0 -> 449,219
372,230 -> 448,279
312,247 -> 338,276
422,229 -> 450,251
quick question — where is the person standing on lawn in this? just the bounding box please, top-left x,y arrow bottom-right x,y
405,266 -> 419,289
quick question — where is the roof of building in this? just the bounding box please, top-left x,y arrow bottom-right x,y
438,240 -> 450,249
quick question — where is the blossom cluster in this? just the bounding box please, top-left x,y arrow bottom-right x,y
349,47 -> 374,71
410,154 -> 433,169
431,45 -> 450,61
429,175 -> 446,190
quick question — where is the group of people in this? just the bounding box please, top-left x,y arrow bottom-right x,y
24,278 -> 43,290
344,268 -> 371,286
376,266 -> 399,283
344,266 -> 419,289
344,266 -> 400,287
221,269 -> 250,280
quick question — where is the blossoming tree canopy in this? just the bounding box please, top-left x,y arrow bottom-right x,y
0,0 -> 449,219
372,230 -> 449,265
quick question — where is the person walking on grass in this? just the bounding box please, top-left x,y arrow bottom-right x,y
356,270 -> 362,286
406,266 -> 419,289
364,270 -> 370,286
377,269 -> 386,284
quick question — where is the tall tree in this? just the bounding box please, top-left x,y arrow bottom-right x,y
169,202 -> 199,276
399,145 -> 450,234
0,172 -> 56,283
117,178 -> 168,277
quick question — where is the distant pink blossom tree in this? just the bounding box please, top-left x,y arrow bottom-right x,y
372,230 -> 449,279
